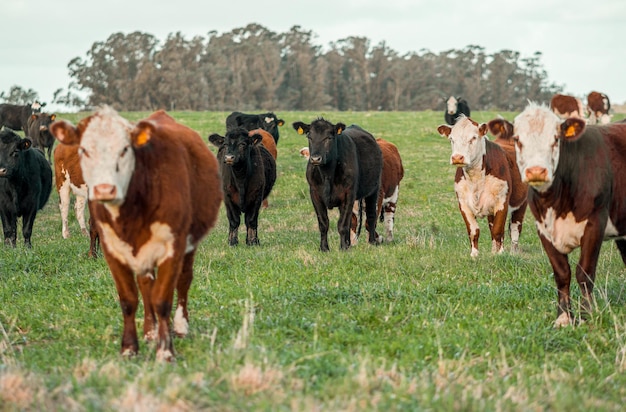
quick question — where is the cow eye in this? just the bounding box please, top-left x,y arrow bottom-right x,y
78,147 -> 89,158
120,146 -> 130,157
11,150 -> 20,157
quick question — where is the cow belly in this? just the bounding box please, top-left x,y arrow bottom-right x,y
535,208 -> 587,254
455,175 -> 508,217
98,221 -> 176,274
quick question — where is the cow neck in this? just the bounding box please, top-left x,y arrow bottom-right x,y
461,154 -> 485,182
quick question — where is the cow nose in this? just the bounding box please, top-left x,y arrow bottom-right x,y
310,155 -> 322,165
0,167 -> 6,176
93,184 -> 117,201
451,154 -> 465,165
525,166 -> 548,183
224,154 -> 235,165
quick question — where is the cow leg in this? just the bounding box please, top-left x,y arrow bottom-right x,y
311,192 -> 330,252
137,273 -> 157,341
173,252 -> 195,337
509,202 -> 527,253
152,258 -> 183,362
337,201 -> 354,250
107,259 -> 140,356
538,234 -> 573,327
576,229 -> 604,319
364,193 -> 379,246
0,212 -> 17,247
226,203 -> 241,246
245,206 -> 261,246
75,195 -> 88,236
382,186 -> 399,243
21,210 -> 37,248
458,207 -> 479,257
58,179 -> 72,239
488,207 -> 507,255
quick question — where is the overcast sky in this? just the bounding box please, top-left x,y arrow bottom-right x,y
2,0 -> 624,112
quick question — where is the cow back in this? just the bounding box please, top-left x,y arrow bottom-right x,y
343,125 -> 383,200
377,138 -> 404,195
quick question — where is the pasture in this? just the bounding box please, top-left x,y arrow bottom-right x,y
1,110 -> 626,410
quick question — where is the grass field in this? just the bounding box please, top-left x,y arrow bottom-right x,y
1,109 -> 626,411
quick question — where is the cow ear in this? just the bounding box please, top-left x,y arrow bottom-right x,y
31,114 -> 37,120
487,119 -> 505,138
208,133 -> 224,147
50,120 -> 81,145
131,120 -> 155,148
336,123 -> 346,135
277,119 -> 284,127
19,138 -> 32,151
50,114 -> 56,121
250,133 -> 263,145
292,122 -> 309,135
478,123 -> 488,137
437,125 -> 452,137
560,118 -> 586,141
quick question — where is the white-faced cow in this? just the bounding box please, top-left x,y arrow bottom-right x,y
293,118 -> 383,251
550,94 -> 585,119
226,111 -> 285,144
586,91 -> 611,124
208,127 -> 276,246
0,102 -> 46,133
514,102 -> 626,327
444,96 -> 471,125
27,112 -> 57,163
50,106 -> 223,361
0,129 -> 52,247
438,115 -> 525,257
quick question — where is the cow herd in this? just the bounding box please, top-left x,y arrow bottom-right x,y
0,93 -> 624,360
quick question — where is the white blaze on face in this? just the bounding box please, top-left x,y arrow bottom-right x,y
513,104 -> 562,192
447,117 -> 486,167
446,96 -> 458,114
78,107 -> 136,205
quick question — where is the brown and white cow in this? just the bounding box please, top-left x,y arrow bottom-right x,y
53,143 -> 100,257
550,93 -> 585,119
514,102 -> 626,327
50,106 -> 223,361
438,115 -> 525,257
586,91 -> 611,124
352,138 -> 404,244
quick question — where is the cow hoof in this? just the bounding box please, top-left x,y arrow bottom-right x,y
554,312 -> 573,328
156,349 -> 175,363
121,347 -> 137,358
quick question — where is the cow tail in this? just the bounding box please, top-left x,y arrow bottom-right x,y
357,199 -> 364,238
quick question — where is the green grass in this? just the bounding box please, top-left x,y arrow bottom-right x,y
1,110 -> 626,410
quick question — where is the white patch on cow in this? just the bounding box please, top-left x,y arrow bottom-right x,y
446,96 -> 458,114
510,220 -> 522,252
78,107 -> 136,205
455,174 -> 508,218
144,326 -> 157,341
554,311 -> 572,328
185,234 -> 197,253
173,305 -> 189,336
535,208 -> 587,254
156,348 -> 174,362
599,113 -> 611,124
264,116 -> 273,124
514,104 -> 562,192
122,347 -> 136,357
98,221 -> 176,275
492,239 -> 504,254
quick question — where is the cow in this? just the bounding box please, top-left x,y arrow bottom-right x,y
49,106 -> 223,361
0,102 -> 46,133
249,128 -> 277,208
586,91 -> 611,124
293,118 -> 383,251
0,128 -> 52,247
27,112 -> 56,163
513,102 -> 626,327
226,111 -> 285,144
437,115 -> 525,257
208,127 -> 276,246
352,138 -> 404,244
550,94 -> 585,119
444,96 -> 471,125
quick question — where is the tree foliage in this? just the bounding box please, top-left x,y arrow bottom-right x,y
56,24 -> 562,112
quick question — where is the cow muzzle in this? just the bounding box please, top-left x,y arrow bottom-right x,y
0,168 -> 7,177
93,184 -> 118,202
525,166 -> 549,186
224,154 -> 235,165
309,155 -> 322,166
450,154 -> 466,166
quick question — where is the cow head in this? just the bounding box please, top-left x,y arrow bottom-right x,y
438,116 -> 488,167
514,102 -> 586,191
0,129 -> 32,178
262,112 -> 284,138
293,118 -> 345,166
50,106 -> 146,205
446,96 -> 458,114
487,118 -> 514,141
208,128 -> 261,167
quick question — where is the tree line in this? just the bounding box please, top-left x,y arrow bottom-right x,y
11,23 -> 564,112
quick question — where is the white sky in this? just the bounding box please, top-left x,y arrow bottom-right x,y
2,0 -> 624,112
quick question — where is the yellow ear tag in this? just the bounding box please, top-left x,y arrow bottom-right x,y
297,127 -> 304,135
565,125 -> 576,138
136,130 -> 150,146
337,127 -> 342,134
50,114 -> 56,121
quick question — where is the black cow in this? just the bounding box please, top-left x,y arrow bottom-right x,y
0,101 -> 46,133
208,127 -> 277,246
226,111 -> 285,144
444,96 -> 471,125
27,112 -> 56,163
0,128 -> 52,247
293,118 -> 383,251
